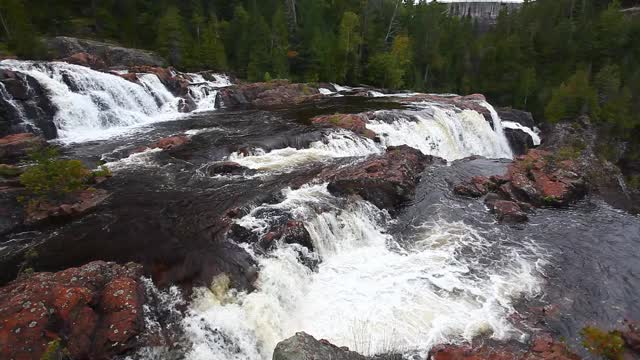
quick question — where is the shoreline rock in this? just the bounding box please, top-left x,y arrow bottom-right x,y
0,261 -> 145,360
216,80 -> 324,108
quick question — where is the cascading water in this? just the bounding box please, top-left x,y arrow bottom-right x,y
140,184 -> 544,359
228,130 -> 383,171
0,60 -> 230,143
366,105 -> 513,162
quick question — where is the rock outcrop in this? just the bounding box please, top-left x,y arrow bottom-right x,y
45,36 -> 165,68
0,261 -> 145,360
216,81 -> 324,108
454,149 -> 586,222
323,145 -> 441,211
24,189 -> 110,226
430,335 -> 580,360
0,133 -> 46,164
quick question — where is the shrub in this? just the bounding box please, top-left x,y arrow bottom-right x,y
581,326 -> 625,360
19,147 -> 91,201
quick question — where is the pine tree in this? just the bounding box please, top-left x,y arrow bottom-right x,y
156,6 -> 189,67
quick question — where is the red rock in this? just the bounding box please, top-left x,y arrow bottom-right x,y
430,336 -> 581,360
117,72 -> 139,83
0,133 -> 46,164
323,145 -> 441,211
25,188 -> 110,225
454,176 -> 492,197
150,135 -> 190,150
217,81 -> 324,108
493,200 -> 528,223
622,321 -> 640,353
311,113 -> 377,139
0,261 -> 144,360
61,52 -> 107,70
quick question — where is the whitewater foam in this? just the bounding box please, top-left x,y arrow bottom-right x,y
175,184 -> 544,359
228,130 -> 383,171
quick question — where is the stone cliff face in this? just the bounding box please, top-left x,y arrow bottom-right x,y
446,1 -> 523,30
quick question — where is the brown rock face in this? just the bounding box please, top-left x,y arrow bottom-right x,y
492,200 -> 528,224
61,52 -> 107,70
0,133 -> 46,164
311,113 -> 377,139
430,336 -> 581,360
0,261 -> 145,360
324,145 -> 440,211
150,135 -> 191,150
217,81 -> 323,108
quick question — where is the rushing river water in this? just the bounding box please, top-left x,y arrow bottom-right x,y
0,61 -> 638,360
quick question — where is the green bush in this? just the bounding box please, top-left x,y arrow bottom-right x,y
581,326 -> 625,360
19,147 -> 91,201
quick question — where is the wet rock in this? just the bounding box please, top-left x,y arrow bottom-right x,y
454,175 -> 493,197
505,127 -> 535,156
177,97 -> 197,113
0,133 -> 46,164
311,113 -> 377,139
401,93 -> 493,122
115,72 -> 139,83
0,261 -> 144,360
217,81 -> 324,109
492,200 -> 528,224
207,162 -> 256,176
61,52 -> 107,70
497,107 -> 536,128
273,332 -> 368,360
325,145 -> 440,211
149,135 -> 191,150
128,65 -> 190,97
24,189 -> 110,225
429,336 -> 580,360
45,36 -> 165,68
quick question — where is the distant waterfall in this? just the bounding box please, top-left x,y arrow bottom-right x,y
0,60 -> 230,143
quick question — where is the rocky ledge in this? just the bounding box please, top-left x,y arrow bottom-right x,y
0,261 -> 145,360
273,332 -> 401,360
311,113 -> 377,139
322,145 -> 443,211
216,80 -> 325,108
454,149 -> 586,223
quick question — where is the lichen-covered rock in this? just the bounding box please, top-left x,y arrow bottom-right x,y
24,188 -> 110,225
0,261 -> 145,360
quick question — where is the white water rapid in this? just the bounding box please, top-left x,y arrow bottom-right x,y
137,184 -> 545,360
0,60 -> 229,143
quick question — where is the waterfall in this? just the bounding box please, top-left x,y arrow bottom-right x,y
0,60 -> 229,143
145,184 -> 544,359
366,104 -> 513,161
228,130 -> 383,171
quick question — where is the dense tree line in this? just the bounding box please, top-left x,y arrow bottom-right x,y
0,0 -> 638,148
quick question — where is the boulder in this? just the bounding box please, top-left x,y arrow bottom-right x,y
324,145 -> 440,211
492,200 -> 528,224
207,161 -> 256,177
311,113 -> 377,139
45,36 -> 165,68
0,261 -> 145,360
273,332 -> 367,360
128,66 -> 190,97
453,176 -> 493,197
0,133 -> 46,164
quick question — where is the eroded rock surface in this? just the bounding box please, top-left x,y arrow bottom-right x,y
217,81 -> 324,108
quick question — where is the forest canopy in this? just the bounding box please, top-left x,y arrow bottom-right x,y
0,0 -> 638,142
